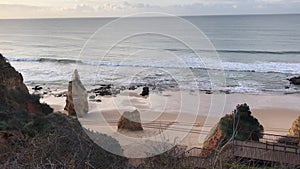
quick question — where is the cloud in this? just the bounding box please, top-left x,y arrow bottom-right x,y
0,4 -> 53,18
0,0 -> 300,18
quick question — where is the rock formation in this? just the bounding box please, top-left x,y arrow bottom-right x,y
288,76 -> 300,85
64,69 -> 88,117
118,109 -> 143,131
140,86 -> 149,96
0,54 -> 125,168
201,103 -> 264,157
0,53 -> 52,114
288,116 -> 300,145
91,84 -> 112,96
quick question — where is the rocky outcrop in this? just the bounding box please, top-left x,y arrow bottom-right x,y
201,103 -> 263,157
90,84 -> 121,96
0,53 -> 52,114
277,117 -> 300,146
200,124 -> 225,157
118,109 -> 143,131
91,84 -> 112,96
0,55 -> 28,93
289,116 -> 300,137
288,116 -> 300,145
140,86 -> 149,96
288,76 -> 300,85
64,69 -> 88,117
0,54 -> 125,168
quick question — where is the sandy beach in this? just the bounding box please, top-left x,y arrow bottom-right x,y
40,88 -> 300,157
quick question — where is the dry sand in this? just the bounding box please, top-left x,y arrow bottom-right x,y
42,89 -> 300,157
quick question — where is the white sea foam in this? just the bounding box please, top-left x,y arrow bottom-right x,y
7,57 -> 300,75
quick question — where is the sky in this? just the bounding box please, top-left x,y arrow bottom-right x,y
0,0 -> 300,19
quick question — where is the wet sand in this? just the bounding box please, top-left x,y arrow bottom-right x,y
41,89 -> 300,156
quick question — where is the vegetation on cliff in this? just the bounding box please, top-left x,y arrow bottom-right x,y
202,103 -> 264,156
0,54 -> 126,168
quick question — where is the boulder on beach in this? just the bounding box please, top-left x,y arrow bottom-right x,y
118,109 -> 143,131
64,69 -> 88,117
140,86 -> 149,96
288,76 -> 300,85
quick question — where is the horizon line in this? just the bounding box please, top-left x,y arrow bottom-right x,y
0,12 -> 299,20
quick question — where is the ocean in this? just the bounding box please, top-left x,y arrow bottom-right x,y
1,14 -> 300,94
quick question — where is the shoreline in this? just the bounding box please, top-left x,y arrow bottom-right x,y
40,88 -> 300,150
26,79 -> 300,97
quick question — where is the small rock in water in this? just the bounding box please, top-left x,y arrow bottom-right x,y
128,86 -> 137,90
32,85 -> 43,91
288,76 -> 300,85
285,86 -> 290,89
140,86 -> 149,96
92,84 -> 112,96
205,90 -> 212,94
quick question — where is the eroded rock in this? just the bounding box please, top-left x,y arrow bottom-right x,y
64,70 -> 88,117
118,109 -> 143,131
288,116 -> 300,144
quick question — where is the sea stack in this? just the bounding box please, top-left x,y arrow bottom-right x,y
118,109 -> 143,131
64,69 -> 88,117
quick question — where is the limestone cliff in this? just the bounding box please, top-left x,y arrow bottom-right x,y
0,54 -> 125,168
0,54 -> 52,114
289,116 -> 300,137
288,116 -> 300,145
201,103 -> 264,157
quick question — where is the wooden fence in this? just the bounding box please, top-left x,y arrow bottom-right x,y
179,133 -> 300,168
233,140 -> 300,166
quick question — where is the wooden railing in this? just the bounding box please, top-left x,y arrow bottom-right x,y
179,133 -> 300,168
233,140 -> 300,165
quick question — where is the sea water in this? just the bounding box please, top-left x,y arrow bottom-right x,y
0,14 -> 299,94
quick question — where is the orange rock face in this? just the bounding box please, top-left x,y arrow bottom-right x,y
0,53 -> 52,114
200,125 -> 225,157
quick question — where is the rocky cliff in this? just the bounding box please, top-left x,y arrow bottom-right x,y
0,54 -> 52,114
0,53 -> 125,168
289,116 -> 300,137
201,103 -> 264,157
288,116 -> 300,145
